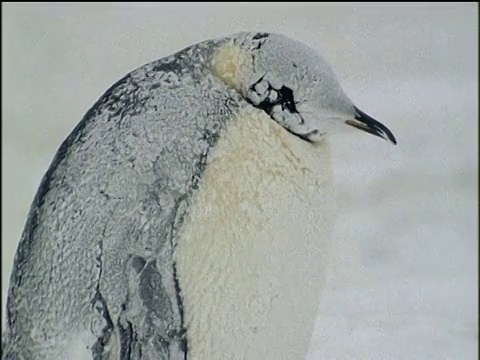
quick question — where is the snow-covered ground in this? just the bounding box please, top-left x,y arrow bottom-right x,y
2,3 -> 477,359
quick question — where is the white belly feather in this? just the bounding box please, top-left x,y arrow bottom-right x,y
175,107 -> 334,360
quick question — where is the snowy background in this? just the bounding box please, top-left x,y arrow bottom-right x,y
2,3 -> 477,359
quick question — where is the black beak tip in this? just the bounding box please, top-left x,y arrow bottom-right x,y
390,135 -> 397,145
380,126 -> 397,145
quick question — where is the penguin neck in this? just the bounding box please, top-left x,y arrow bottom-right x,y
175,107 -> 334,360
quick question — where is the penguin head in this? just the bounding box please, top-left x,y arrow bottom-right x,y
210,32 -> 396,145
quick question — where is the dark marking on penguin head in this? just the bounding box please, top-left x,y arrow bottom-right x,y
253,33 -> 269,40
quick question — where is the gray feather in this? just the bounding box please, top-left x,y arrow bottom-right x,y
3,36 -> 244,359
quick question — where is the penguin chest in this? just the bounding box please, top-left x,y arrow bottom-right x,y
175,108 -> 334,360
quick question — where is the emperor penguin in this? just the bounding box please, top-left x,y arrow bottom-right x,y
2,32 -> 396,360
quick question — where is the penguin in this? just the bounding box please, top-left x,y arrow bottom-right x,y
2,32 -> 396,360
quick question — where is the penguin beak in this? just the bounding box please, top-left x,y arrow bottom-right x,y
345,107 -> 397,145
